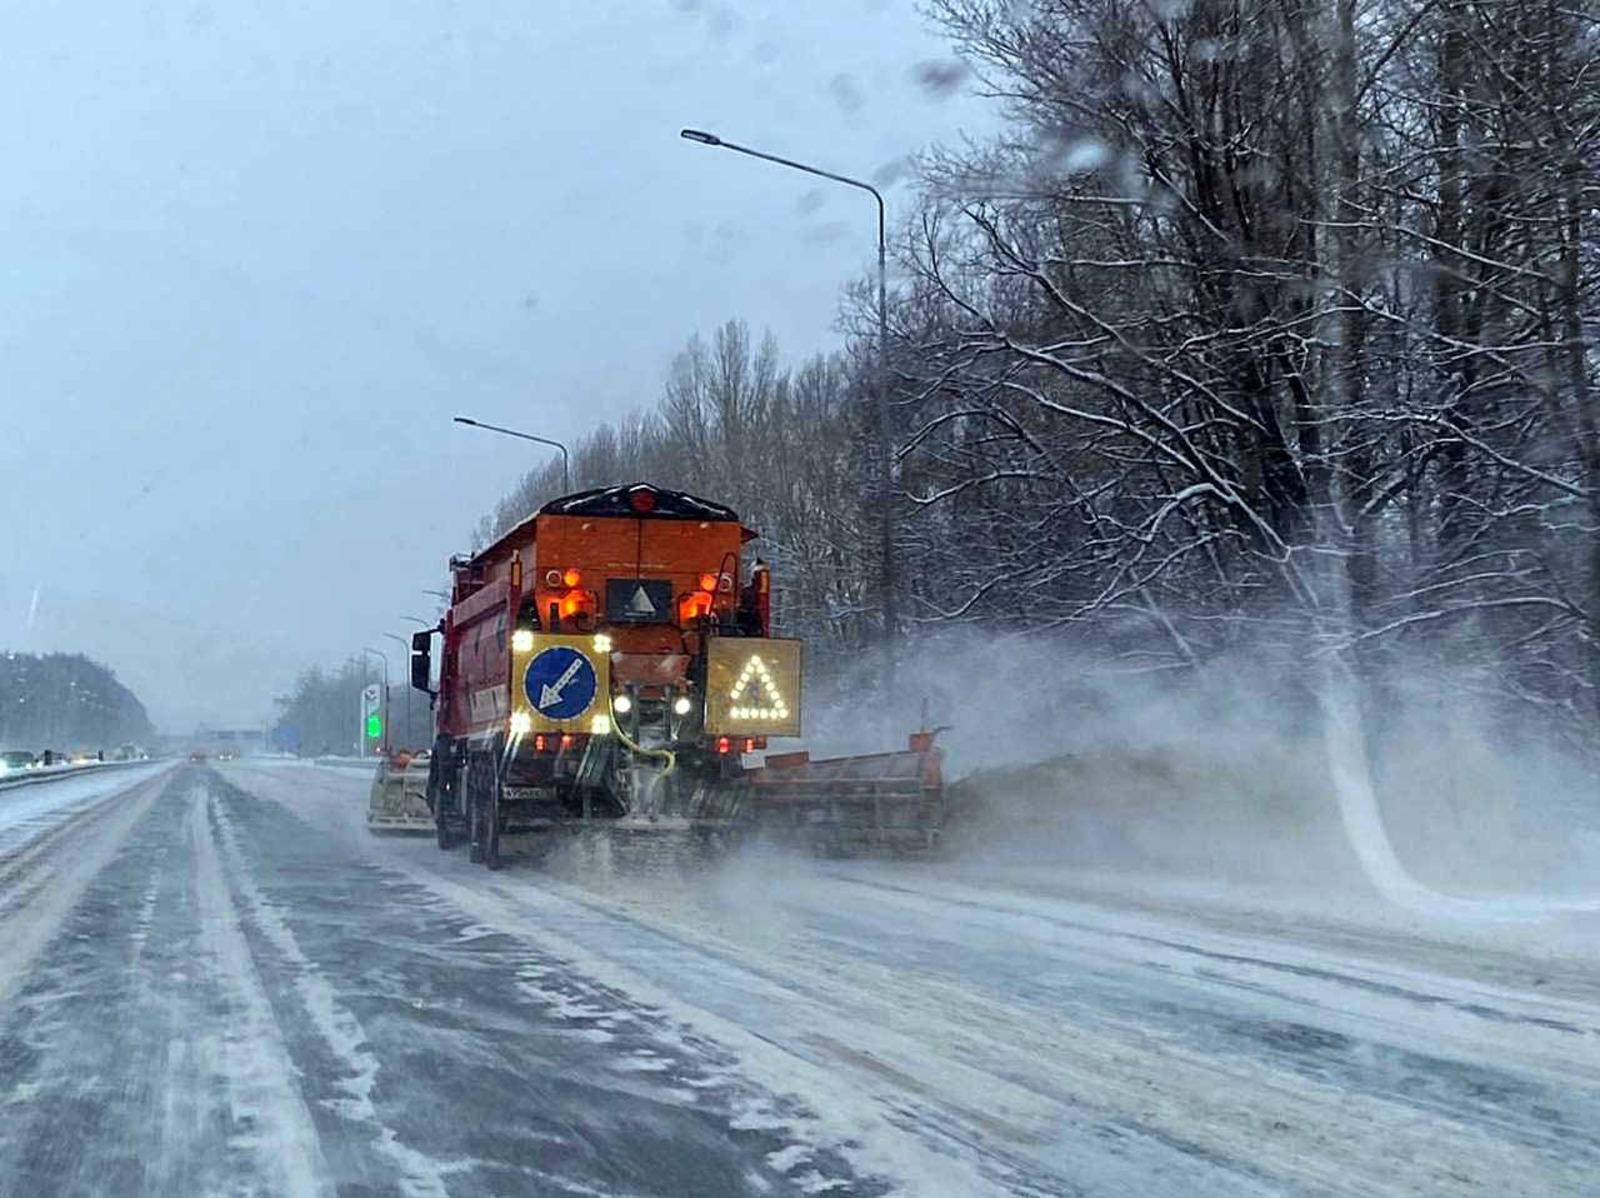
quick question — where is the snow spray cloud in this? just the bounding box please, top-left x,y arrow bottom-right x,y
804,626 -> 1600,915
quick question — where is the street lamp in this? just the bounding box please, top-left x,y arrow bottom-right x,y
360,647 -> 390,756
454,415 -> 571,493
679,128 -> 897,687
382,632 -> 413,750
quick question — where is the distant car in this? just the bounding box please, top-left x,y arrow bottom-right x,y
0,750 -> 37,775
188,750 -> 208,763
38,749 -> 66,767
69,750 -> 102,765
216,750 -> 238,761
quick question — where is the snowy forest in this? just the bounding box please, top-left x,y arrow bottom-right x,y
0,653 -> 154,750
476,0 -> 1598,744
272,659 -> 434,757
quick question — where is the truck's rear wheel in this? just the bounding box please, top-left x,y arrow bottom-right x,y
483,783 -> 502,871
480,744 -> 503,871
430,739 -> 460,851
468,749 -> 504,867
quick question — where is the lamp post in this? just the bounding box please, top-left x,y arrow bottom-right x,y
382,632 -> 412,749
454,415 -> 571,493
679,128 -> 897,690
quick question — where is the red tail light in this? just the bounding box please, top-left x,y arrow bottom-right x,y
628,488 -> 656,513
743,738 -> 755,753
534,734 -> 547,752
716,736 -> 731,755
560,733 -> 574,750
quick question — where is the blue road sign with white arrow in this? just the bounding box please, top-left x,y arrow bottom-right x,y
523,645 -> 597,721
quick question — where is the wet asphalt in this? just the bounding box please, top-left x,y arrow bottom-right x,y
0,766 -> 879,1197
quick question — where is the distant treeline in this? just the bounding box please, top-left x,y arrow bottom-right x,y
271,657 -> 432,757
0,652 -> 154,750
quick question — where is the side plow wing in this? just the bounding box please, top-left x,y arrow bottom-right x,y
743,732 -> 945,855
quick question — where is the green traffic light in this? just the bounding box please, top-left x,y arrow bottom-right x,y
366,713 -> 382,738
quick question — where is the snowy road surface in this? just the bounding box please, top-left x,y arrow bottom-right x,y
0,761 -> 172,856
1,761 -> 1596,1196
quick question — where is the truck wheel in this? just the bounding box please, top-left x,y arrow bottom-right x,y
482,742 -> 504,870
429,749 -> 452,850
484,784 -> 502,871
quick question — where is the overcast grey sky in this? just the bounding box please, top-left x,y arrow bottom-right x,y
0,0 -> 990,731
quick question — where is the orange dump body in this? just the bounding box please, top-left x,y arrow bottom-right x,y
437,484 -> 756,740
532,511 -> 745,662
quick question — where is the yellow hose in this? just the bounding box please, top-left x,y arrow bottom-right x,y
609,696 -> 677,777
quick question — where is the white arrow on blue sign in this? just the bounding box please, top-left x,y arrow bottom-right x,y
522,646 -> 597,721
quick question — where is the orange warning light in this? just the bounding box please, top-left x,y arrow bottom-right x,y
678,591 -> 714,622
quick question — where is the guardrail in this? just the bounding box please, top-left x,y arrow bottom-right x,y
0,758 -> 167,795
312,756 -> 378,769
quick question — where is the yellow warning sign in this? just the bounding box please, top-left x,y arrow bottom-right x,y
704,637 -> 802,737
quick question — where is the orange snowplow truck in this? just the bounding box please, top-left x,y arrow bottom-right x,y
410,482 -> 943,868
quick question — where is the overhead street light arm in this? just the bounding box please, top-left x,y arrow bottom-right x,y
453,416 -> 572,493
679,129 -> 885,248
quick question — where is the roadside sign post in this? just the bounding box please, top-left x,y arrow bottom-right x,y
360,684 -> 383,759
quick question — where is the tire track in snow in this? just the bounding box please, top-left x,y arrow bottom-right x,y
0,767 -> 170,1010
222,764 -> 893,1196
186,783 -> 333,1196
209,788 -> 457,1198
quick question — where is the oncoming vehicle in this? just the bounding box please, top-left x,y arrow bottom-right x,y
0,750 -> 37,775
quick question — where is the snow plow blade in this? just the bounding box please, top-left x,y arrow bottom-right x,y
367,751 -> 435,832
743,732 -> 945,855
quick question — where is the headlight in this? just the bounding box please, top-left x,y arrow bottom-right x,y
672,695 -> 693,716
589,714 -> 611,735
509,711 -> 532,735
612,694 -> 632,715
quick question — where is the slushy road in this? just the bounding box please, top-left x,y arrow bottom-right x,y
0,760 -> 1595,1196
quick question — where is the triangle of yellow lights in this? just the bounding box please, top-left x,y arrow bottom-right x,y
729,654 -> 790,721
